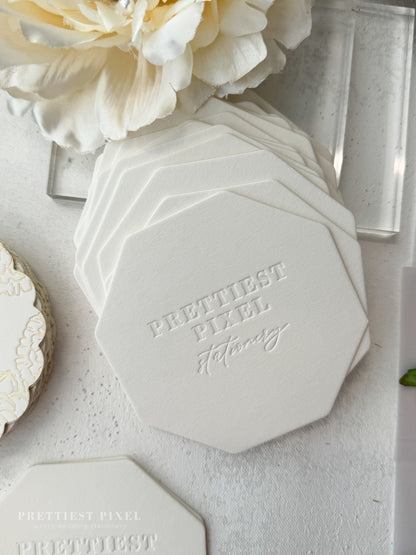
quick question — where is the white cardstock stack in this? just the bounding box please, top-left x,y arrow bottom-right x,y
0,242 -> 55,438
0,457 -> 206,554
74,95 -> 370,453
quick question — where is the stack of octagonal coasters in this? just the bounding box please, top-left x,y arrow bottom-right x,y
74,96 -> 370,453
0,457 -> 206,554
0,242 -> 55,438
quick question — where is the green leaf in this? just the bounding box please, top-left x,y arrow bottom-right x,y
400,368 -> 416,387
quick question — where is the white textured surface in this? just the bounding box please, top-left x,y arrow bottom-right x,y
0,85 -> 416,554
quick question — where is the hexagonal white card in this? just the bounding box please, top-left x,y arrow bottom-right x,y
96,192 -> 368,452
0,458 -> 206,555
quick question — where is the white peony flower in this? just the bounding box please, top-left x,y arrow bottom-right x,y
0,0 -> 313,151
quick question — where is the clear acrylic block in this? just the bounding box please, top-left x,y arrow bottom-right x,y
47,143 -> 103,202
257,0 -> 355,182
341,1 -> 414,236
258,0 -> 414,237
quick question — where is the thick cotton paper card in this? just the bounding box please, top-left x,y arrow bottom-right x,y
96,193 -> 367,452
0,458 -> 206,554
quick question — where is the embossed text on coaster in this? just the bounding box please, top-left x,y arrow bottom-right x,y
0,458 -> 206,555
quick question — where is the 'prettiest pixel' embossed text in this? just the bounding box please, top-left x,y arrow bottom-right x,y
147,262 -> 287,343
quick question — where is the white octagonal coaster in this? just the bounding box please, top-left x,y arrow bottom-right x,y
0,457 -> 206,555
97,192 -> 368,452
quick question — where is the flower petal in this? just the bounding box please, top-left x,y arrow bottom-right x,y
95,48 -> 185,140
193,32 -> 267,86
0,48 -> 106,99
176,75 -> 214,114
0,0 -> 61,27
219,0 -> 268,37
33,77 -> 105,152
149,0 -> 200,29
247,0 -> 275,12
61,9 -> 106,33
162,43 -> 193,90
265,0 -> 313,50
142,0 -> 204,65
0,1 -> 125,49
131,0 -> 147,47
96,1 -> 129,33
216,38 -> 285,96
78,2 -> 102,25
20,17 -> 104,48
0,13 -> 57,66
190,0 -> 219,51
6,95 -> 32,116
